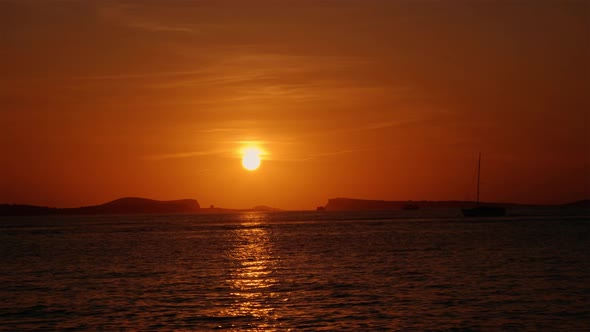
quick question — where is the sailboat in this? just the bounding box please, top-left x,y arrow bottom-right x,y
462,153 -> 506,217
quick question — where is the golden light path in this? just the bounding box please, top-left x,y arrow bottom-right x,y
222,214 -> 283,330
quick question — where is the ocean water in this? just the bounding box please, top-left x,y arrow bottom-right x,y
1,210 -> 589,331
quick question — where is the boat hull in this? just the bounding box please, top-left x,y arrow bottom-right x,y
462,206 -> 506,217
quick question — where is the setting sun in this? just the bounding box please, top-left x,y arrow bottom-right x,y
242,148 -> 262,171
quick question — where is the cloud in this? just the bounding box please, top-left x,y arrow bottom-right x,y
95,2 -> 204,34
143,149 -> 227,161
70,70 -> 210,82
301,148 -> 374,161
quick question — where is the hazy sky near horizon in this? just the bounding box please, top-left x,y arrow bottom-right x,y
1,0 -> 588,209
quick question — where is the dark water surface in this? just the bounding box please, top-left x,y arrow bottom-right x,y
1,211 -> 589,331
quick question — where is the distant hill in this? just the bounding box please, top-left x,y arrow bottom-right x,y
321,197 -> 587,211
0,197 -> 200,216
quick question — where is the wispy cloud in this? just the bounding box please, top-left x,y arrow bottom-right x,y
143,149 -> 227,161
296,117 -> 421,140
70,69 -> 209,81
302,148 -> 374,161
95,3 -> 204,34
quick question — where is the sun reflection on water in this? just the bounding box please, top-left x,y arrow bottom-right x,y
222,214 -> 283,330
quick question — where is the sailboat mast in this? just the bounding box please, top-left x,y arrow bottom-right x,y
476,153 -> 481,205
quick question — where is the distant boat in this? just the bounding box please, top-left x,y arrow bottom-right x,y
402,204 -> 420,210
462,153 -> 506,217
462,205 -> 505,217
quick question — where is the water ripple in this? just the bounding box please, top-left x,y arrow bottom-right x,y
0,214 -> 588,330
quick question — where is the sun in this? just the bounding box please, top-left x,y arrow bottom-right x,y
241,147 -> 262,171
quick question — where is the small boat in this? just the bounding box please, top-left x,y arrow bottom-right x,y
462,153 -> 506,217
402,204 -> 420,210
462,205 -> 505,217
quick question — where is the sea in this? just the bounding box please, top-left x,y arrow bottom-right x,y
1,209 -> 589,331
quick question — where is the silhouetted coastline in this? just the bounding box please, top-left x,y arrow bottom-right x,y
320,197 -> 590,211
0,197 -> 200,216
1,197 -> 588,216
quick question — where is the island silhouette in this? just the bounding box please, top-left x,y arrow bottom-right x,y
0,197 -> 283,216
0,197 -> 588,216
0,197 -> 200,216
318,197 -> 590,212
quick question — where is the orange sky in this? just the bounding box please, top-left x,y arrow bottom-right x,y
1,0 -> 588,209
